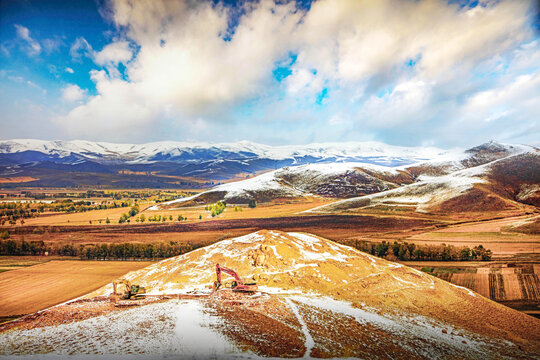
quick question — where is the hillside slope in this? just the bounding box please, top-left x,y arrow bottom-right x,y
2,230 -> 538,358
310,147 -> 539,214
155,162 -> 412,207
153,142 -> 538,211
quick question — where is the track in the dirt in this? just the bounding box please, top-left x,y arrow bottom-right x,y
12,215 -> 438,235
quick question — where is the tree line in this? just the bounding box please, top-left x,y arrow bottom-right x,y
350,240 -> 492,261
0,238 -> 204,260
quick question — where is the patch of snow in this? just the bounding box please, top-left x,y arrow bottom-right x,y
174,300 -> 238,356
285,298 -> 314,358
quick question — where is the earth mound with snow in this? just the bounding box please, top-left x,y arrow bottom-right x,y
2,230 -> 538,358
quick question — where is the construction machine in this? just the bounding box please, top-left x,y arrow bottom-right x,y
112,279 -> 146,300
213,263 -> 258,292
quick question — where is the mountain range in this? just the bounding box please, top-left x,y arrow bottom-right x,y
0,139 -> 453,188
0,139 -> 538,211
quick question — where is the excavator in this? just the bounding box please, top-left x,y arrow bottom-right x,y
112,279 -> 146,300
213,263 -> 258,292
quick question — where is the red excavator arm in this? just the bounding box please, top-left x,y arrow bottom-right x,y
214,263 -> 257,292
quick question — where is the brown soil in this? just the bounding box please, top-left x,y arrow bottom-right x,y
0,260 -> 154,317
208,291 -> 305,357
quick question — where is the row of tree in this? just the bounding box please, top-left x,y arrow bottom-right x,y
0,239 -> 203,260
350,240 -> 492,261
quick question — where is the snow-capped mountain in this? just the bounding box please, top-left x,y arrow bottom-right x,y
0,139 -> 448,165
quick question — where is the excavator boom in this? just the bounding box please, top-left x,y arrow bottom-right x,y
214,264 -> 257,292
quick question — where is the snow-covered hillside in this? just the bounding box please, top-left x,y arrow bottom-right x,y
153,162 -> 412,207
2,230 -> 538,358
311,147 -> 540,214
153,142 -> 538,209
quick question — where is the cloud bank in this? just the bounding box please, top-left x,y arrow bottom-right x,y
53,0 -> 538,146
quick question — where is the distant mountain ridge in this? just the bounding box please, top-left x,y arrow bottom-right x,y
0,139 -> 536,190
0,139 -> 447,166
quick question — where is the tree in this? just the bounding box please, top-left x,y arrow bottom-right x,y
140,214 -> 146,223
248,199 -> 257,208
385,247 -> 397,261
199,214 -> 202,220
106,217 -> 110,224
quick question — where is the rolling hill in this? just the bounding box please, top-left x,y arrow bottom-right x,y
153,141 -> 539,213
311,149 -> 539,214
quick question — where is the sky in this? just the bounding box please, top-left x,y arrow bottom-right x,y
0,0 -> 539,148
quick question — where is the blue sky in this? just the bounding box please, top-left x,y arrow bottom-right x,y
0,0 -> 538,147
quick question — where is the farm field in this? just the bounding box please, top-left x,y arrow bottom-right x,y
405,214 -> 540,256
18,206 -> 133,226
0,260 -> 154,318
6,214 -> 440,246
4,197 -> 333,227
402,261 -> 540,317
144,197 -> 334,221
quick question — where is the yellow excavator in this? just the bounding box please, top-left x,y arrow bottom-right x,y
112,279 -> 146,300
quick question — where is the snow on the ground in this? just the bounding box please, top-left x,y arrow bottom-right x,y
156,161 -> 405,207
0,300 -> 251,359
311,145 -> 539,214
289,294 -> 507,359
284,298 -> 314,358
307,161 -> 488,213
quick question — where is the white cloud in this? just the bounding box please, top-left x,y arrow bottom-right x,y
293,0 -> 531,88
14,24 -> 41,56
62,84 -> 86,102
69,37 -> 93,61
57,71 -> 153,138
65,67 -> 74,74
55,0 -> 538,145
358,80 -> 432,128
58,0 -> 302,136
462,71 -> 540,123
94,41 -> 133,66
8,75 -> 24,83
42,37 -> 64,54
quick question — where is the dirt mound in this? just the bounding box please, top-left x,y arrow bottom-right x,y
86,231 -> 539,352
2,230 -> 539,358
